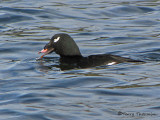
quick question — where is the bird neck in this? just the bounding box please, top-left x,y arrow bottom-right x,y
60,55 -> 83,59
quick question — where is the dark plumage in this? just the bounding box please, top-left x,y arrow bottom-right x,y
38,33 -> 142,69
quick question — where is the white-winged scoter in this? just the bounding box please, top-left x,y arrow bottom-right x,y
38,33 -> 142,69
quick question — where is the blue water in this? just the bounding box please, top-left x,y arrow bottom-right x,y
0,0 -> 160,120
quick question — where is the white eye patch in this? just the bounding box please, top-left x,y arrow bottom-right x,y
54,37 -> 60,42
107,62 -> 116,65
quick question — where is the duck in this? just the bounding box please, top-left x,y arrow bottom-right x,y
38,33 -> 142,69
